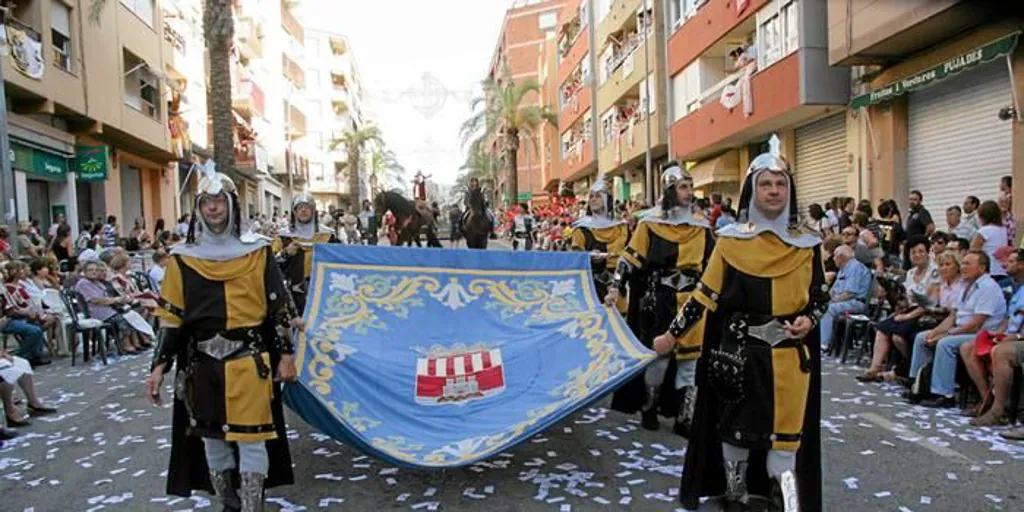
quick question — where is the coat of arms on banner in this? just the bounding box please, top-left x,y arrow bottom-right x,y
415,348 -> 505,405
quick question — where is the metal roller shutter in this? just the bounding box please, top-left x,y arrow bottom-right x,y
908,61 -> 1013,231
795,113 -> 848,216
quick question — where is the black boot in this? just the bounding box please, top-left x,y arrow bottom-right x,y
208,469 -> 240,512
673,386 -> 698,438
640,386 -> 661,431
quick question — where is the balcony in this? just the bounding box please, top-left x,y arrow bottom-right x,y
668,0 -> 768,75
558,12 -> 584,61
563,139 -> 596,181
280,2 -> 304,45
329,36 -> 348,56
236,17 -> 263,59
559,79 -> 591,133
282,53 -> 305,89
597,30 -> 658,112
827,0 -> 994,67
233,78 -> 266,119
596,0 -> 652,51
284,100 -> 306,139
670,50 -> 844,162
600,111 -> 663,174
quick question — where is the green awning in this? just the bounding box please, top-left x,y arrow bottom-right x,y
9,142 -> 69,180
851,31 -> 1020,109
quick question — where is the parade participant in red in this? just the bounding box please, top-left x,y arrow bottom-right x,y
413,170 -> 430,202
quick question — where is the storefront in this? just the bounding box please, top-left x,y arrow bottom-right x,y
11,140 -> 76,235
794,112 -> 848,214
852,29 -> 1021,231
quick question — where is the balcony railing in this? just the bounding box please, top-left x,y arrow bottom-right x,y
280,2 -> 304,44
282,53 -> 305,89
284,101 -> 306,138
236,17 -> 263,59
233,78 -> 266,118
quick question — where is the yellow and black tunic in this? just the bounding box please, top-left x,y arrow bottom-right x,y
155,246 -> 295,497
569,221 -> 629,312
275,231 -> 337,312
609,218 -> 714,417
679,233 -> 826,510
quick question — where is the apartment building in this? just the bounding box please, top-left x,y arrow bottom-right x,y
487,0 -> 567,206
300,29 -> 367,211
555,0 -> 598,198
665,0 -> 848,211
592,0 -> 669,203
2,0 -> 178,238
538,28 -> 564,202
830,1 -> 1023,234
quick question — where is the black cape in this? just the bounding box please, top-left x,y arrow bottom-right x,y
678,310 -> 822,511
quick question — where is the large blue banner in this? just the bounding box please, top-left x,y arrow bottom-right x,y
284,245 -> 655,468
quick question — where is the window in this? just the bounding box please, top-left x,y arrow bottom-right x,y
579,1 -> 589,27
307,69 -> 320,88
51,1 -> 71,72
601,108 -> 615,144
123,51 -> 159,118
311,162 -> 325,182
640,74 -> 656,116
756,0 -> 798,70
120,0 -> 155,27
538,10 -> 558,30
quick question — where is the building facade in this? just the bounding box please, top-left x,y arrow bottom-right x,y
3,0 -> 179,239
831,1 -> 1024,237
487,0 -> 568,206
666,0 -> 849,211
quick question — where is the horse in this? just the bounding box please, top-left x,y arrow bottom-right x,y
462,200 -> 492,250
374,191 -> 436,247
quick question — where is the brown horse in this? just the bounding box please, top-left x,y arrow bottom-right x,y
374,191 -> 436,247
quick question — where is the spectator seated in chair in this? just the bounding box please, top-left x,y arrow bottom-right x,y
857,238 -> 949,383
967,337 -> 1024,439
820,245 -> 872,353
959,278 -> 1024,423
0,266 -> 52,367
0,346 -> 57,428
908,250 -> 1006,408
73,261 -> 146,355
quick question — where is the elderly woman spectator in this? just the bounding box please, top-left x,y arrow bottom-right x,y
1,347 -> 57,427
857,238 -> 950,383
16,221 -> 44,259
971,200 -> 1009,281
74,261 -> 145,354
4,261 -> 62,358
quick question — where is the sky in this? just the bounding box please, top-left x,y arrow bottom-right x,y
303,0 -> 513,188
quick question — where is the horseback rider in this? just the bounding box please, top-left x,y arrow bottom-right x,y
462,178 -> 494,225
413,170 -> 430,202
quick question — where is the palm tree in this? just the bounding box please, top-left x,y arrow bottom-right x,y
369,147 -> 405,198
330,124 -> 382,205
91,0 -> 237,177
460,77 -> 556,206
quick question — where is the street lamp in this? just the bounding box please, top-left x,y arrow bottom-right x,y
641,0 -> 654,204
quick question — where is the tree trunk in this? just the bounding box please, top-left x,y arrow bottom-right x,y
204,0 -> 235,182
348,148 -> 360,207
505,129 -> 520,207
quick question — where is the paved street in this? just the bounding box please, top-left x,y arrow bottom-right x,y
2,241 -> 1022,511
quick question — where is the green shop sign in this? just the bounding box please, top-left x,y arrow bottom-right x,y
517,192 -> 532,201
75,145 -> 109,182
9,142 -> 68,179
851,32 -> 1020,109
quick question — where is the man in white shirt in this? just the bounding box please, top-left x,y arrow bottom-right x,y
908,250 -> 1007,408
946,205 -> 977,241
962,195 -> 981,232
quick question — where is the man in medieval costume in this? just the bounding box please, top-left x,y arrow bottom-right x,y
146,161 -> 303,512
606,162 -> 714,435
570,173 -> 629,313
655,136 -> 826,511
274,192 -> 338,314
413,170 -> 430,202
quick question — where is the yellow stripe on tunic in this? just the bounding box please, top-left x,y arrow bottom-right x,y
224,352 -> 276,442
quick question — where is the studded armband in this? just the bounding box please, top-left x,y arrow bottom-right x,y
152,327 -> 179,373
668,299 -> 706,339
613,258 -> 633,294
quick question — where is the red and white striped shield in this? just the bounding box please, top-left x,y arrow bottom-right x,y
415,349 -> 506,405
